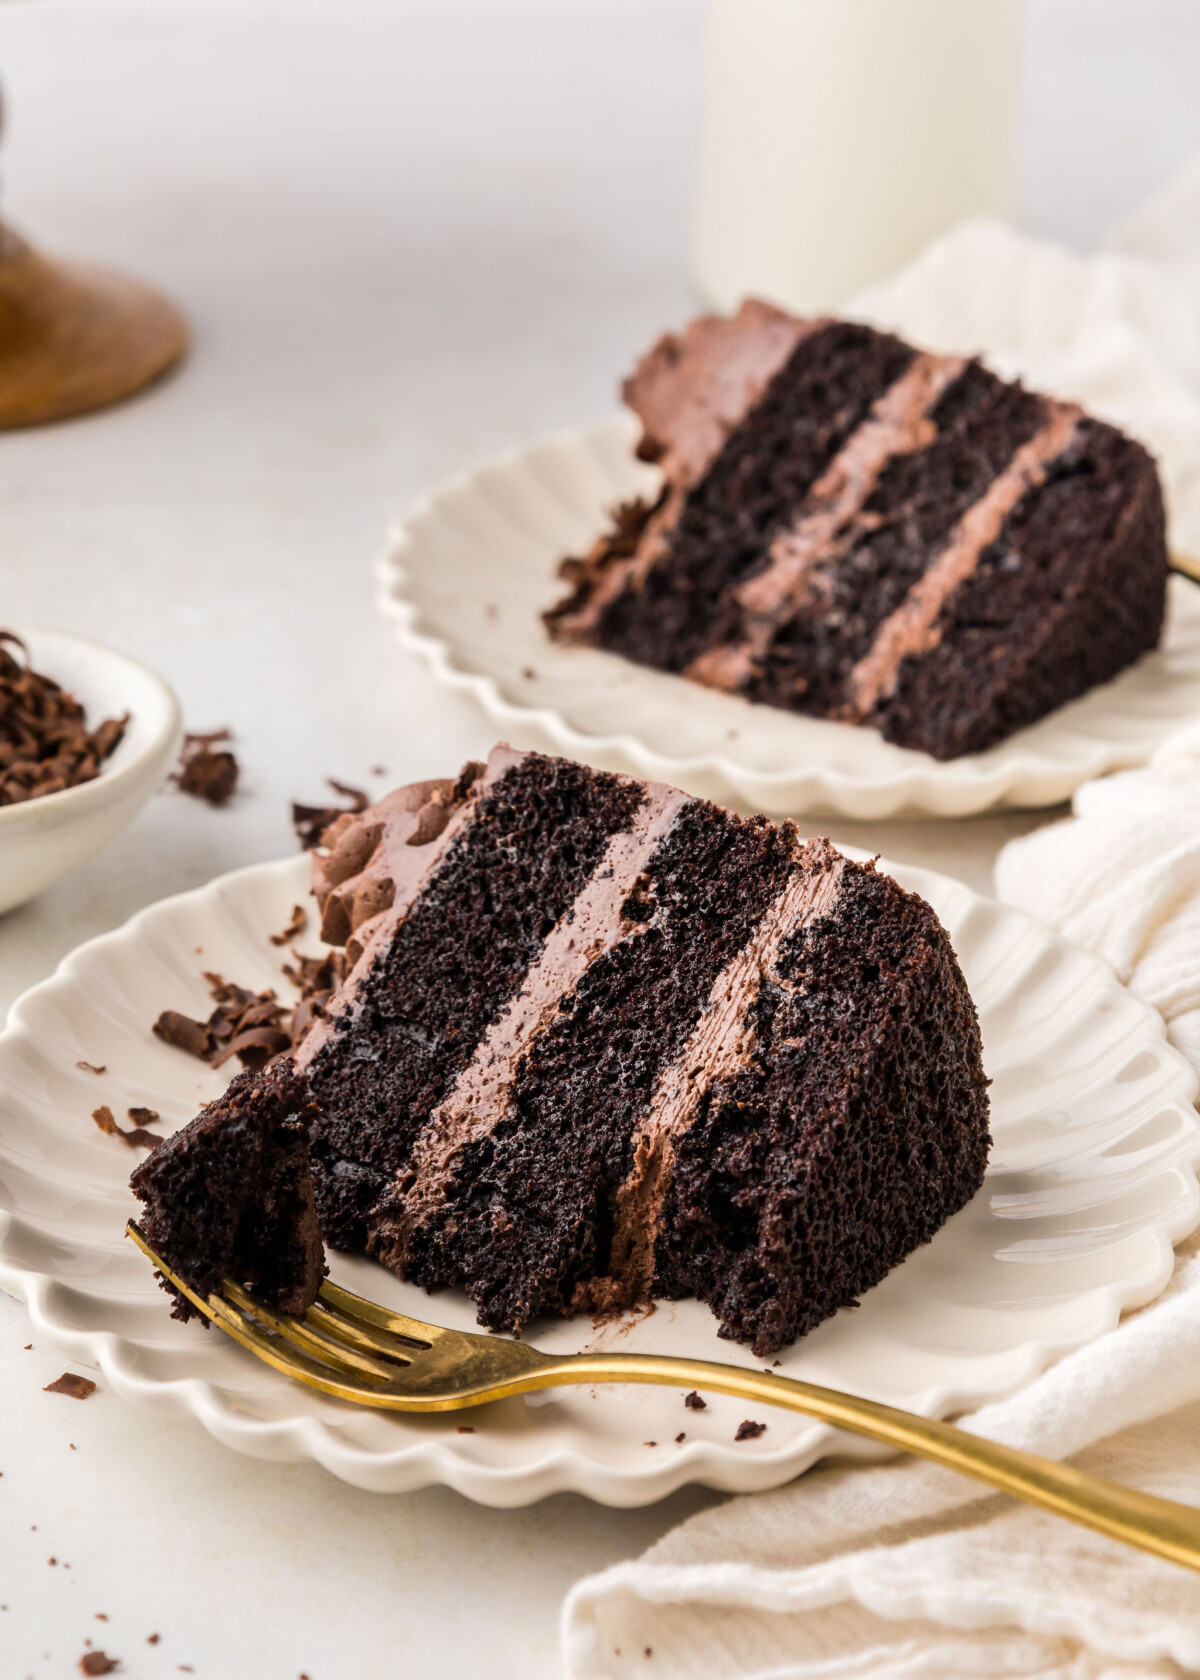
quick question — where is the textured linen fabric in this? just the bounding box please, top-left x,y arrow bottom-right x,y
562,155 -> 1200,1680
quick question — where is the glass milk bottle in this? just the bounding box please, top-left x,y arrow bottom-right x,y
694,0 -> 1023,314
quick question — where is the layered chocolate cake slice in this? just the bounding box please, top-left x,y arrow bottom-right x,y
130,1059 -> 326,1323
546,302 -> 1169,760
293,746 -> 990,1355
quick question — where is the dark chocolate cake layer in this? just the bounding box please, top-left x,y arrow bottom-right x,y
296,747 -> 991,1355
546,302 -> 1169,761
130,1059 -> 326,1324
296,749 -> 643,1251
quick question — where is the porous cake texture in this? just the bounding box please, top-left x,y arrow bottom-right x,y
130,1059 -> 326,1323
294,746 -> 990,1355
546,302 -> 1169,760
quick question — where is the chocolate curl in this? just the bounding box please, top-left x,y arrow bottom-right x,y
0,630 -> 128,807
172,729 -> 239,806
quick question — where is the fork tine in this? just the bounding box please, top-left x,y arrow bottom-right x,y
304,1298 -> 429,1362
125,1222 -> 403,1389
203,1291 -> 410,1404
222,1280 -> 402,1385
317,1277 -> 438,1344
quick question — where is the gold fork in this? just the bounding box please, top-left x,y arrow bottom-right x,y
128,1220 -> 1200,1571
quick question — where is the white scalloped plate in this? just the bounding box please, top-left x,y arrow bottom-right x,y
0,852 -> 1197,1507
378,415 -> 1200,819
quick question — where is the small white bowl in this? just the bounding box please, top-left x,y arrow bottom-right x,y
0,627 -> 182,915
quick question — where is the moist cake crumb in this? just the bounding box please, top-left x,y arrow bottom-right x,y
130,1059 -> 326,1324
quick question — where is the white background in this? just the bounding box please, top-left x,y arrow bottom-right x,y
2,2 -> 1200,1676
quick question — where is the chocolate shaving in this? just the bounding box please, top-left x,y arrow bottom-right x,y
683,1391 -> 707,1410
209,1025 -> 293,1068
282,949 -> 348,998
153,1011 -> 212,1058
269,904 -> 308,946
45,1373 -> 97,1399
127,1107 -> 159,1125
91,1105 -> 159,1149
91,1105 -> 118,1136
0,631 -> 128,806
80,1654 -> 119,1677
172,729 -> 239,806
735,1419 -> 767,1441
76,1060 -> 106,1075
291,778 -> 369,850
152,954 -> 342,1077
79,1653 -> 119,1676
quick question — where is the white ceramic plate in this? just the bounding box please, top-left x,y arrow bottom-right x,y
378,416 -> 1200,819
1,854 -> 1197,1507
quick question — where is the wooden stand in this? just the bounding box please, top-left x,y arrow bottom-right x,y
0,219 -> 187,429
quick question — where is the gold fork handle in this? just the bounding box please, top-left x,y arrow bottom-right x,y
553,1353 -> 1200,1574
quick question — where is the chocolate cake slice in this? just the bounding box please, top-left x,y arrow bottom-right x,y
546,301 -> 1169,760
130,1059 -> 326,1323
294,746 -> 990,1355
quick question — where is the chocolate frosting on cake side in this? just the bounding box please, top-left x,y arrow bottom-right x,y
547,300 -> 818,642
623,298 -> 818,491
293,745 -> 528,1070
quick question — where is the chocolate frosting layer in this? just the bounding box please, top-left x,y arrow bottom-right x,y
624,299 -> 819,492
293,744 -> 527,1071
846,401 -> 1083,717
686,353 -> 967,693
372,778 -> 694,1271
578,836 -> 846,1315
549,301 -> 818,641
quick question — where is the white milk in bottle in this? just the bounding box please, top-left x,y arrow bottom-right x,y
694,0 -> 1023,314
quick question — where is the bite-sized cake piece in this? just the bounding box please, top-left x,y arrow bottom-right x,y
295,746 -> 990,1355
545,301 -> 1169,761
130,1059 -> 326,1323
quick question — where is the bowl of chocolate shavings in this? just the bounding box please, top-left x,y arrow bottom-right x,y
0,628 -> 181,913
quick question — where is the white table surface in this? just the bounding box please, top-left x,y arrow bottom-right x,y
3,3 -> 1199,1676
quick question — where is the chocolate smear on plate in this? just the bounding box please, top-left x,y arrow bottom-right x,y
172,729 -> 239,806
291,777 -> 368,850
0,631 -> 128,806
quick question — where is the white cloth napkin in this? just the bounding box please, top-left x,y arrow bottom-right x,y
562,157 -> 1200,1680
